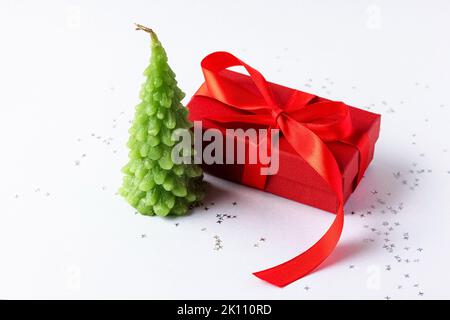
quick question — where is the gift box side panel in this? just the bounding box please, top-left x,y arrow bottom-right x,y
264,174 -> 339,213
202,163 -> 340,213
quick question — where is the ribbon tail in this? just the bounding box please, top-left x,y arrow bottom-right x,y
253,204 -> 344,287
253,116 -> 345,287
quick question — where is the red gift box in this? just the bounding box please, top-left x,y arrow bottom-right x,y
188,69 -> 380,213
186,51 -> 380,287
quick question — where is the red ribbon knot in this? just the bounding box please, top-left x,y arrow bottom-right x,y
270,105 -> 285,128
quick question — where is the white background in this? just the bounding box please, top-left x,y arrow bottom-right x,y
1,0 -> 449,299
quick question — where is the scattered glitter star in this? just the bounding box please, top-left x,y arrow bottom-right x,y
213,236 -> 223,250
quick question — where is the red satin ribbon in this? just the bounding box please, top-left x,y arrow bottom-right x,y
193,51 -> 363,287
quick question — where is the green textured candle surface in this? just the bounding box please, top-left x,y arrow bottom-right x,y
119,24 -> 205,216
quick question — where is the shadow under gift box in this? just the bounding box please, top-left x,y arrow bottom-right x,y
187,70 -> 381,213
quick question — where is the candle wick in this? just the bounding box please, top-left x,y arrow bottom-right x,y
134,23 -> 158,42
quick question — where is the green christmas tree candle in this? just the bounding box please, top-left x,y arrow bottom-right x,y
119,24 -> 205,216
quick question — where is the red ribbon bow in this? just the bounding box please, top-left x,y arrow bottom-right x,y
193,51 -> 370,287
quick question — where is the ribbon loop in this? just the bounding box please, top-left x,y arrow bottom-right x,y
201,51 -> 278,112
